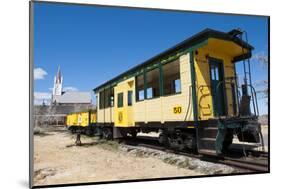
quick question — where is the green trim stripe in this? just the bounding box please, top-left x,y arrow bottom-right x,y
143,68 -> 147,99
190,51 -> 198,123
159,62 -> 164,96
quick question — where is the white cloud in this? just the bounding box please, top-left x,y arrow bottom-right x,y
34,92 -> 52,105
63,86 -> 78,92
34,68 -> 48,80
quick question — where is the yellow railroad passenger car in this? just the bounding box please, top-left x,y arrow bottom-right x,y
66,110 -> 97,135
93,28 -> 262,155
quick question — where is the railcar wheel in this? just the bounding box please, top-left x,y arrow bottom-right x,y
175,137 -> 185,151
130,130 -> 137,138
103,128 -> 113,140
158,133 -> 169,146
183,134 -> 196,149
85,128 -> 92,136
168,135 -> 185,150
120,129 -> 128,138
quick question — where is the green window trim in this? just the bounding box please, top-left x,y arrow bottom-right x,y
117,92 -> 123,108
190,51 -> 198,123
136,72 -> 145,102
159,62 -> 164,96
128,90 -> 133,106
162,59 -> 181,96
99,89 -> 105,109
135,58 -> 181,101
143,68 -> 147,100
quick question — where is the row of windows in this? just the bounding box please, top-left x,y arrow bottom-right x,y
99,90 -> 133,109
99,59 -> 181,109
117,91 -> 133,108
99,87 -> 114,109
136,59 -> 181,101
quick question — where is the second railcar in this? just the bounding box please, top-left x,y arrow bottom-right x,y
66,110 -> 97,135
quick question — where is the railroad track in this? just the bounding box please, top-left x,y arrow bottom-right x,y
122,136 -> 269,172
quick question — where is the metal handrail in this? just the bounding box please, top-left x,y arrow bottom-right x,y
214,81 -> 259,118
237,84 -> 259,117
196,81 -> 260,119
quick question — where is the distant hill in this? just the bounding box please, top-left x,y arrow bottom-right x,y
259,114 -> 268,125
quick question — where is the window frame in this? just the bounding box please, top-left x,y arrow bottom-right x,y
104,87 -> 111,108
135,58 -> 181,102
136,72 -> 145,102
117,92 -> 124,108
162,59 -> 182,96
145,67 -> 161,100
99,90 -> 105,109
128,90 -> 133,106
110,87 -> 114,107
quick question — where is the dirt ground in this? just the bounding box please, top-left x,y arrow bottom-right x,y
33,125 -> 268,186
33,128 -> 203,186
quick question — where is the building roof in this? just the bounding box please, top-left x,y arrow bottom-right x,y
53,92 -> 92,104
93,28 -> 253,93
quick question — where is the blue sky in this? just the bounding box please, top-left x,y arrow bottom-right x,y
33,2 -> 268,114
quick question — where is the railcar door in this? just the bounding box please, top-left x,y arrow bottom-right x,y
114,79 -> 135,127
209,58 -> 227,117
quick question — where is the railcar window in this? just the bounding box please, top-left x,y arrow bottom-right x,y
136,74 -> 144,101
110,96 -> 114,107
146,87 -> 153,99
99,90 -> 105,109
163,59 -> 181,95
174,79 -> 181,93
128,91 -> 133,106
117,92 -> 123,108
110,87 -> 114,107
146,68 -> 160,99
104,87 -> 111,108
210,64 -> 220,81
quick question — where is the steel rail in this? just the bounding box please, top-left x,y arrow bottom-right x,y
122,136 -> 268,172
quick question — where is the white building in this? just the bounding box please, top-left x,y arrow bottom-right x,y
52,66 -> 92,106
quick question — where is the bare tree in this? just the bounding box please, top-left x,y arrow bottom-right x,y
253,52 -> 268,104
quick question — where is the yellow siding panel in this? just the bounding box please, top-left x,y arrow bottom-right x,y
162,53 -> 193,122
104,107 -> 114,123
79,112 -> 89,127
90,112 -> 97,123
162,94 -> 193,122
145,98 -> 162,122
134,100 -> 146,122
96,93 -> 103,123
66,112 -> 90,127
97,109 -> 104,123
